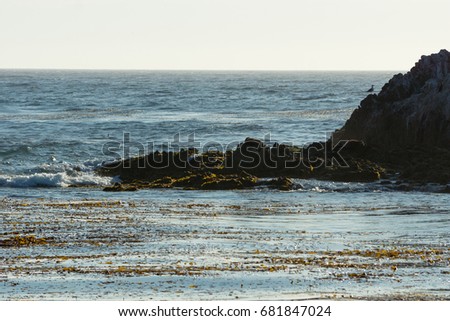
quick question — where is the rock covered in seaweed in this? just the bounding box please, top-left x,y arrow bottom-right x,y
98,137 -> 386,192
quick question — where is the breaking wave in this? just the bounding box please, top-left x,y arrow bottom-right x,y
0,161 -> 113,188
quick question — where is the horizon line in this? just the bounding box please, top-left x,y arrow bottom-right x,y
0,67 -> 404,73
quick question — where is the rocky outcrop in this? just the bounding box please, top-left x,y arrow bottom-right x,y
333,49 -> 450,150
98,137 -> 384,191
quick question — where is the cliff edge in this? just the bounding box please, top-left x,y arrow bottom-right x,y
333,50 -> 450,150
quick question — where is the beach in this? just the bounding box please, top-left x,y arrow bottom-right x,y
2,185 -> 449,300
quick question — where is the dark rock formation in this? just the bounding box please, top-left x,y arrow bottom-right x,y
98,140 -> 385,191
333,49 -> 450,149
330,50 -> 450,184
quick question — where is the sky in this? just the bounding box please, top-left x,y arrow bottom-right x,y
0,0 -> 449,70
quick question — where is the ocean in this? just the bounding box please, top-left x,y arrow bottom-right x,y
1,70 -> 449,300
0,70 -> 391,189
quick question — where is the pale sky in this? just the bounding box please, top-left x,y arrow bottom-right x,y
1,0 -> 449,70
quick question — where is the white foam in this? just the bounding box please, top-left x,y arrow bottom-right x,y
0,171 -> 112,188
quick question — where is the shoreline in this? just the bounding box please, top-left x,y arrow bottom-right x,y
2,197 -> 448,300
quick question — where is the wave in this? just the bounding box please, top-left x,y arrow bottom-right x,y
293,94 -> 332,101
6,82 -> 35,88
0,171 -> 112,188
0,160 -> 114,188
0,145 -> 33,158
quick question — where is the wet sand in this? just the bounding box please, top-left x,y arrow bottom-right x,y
1,193 -> 449,300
